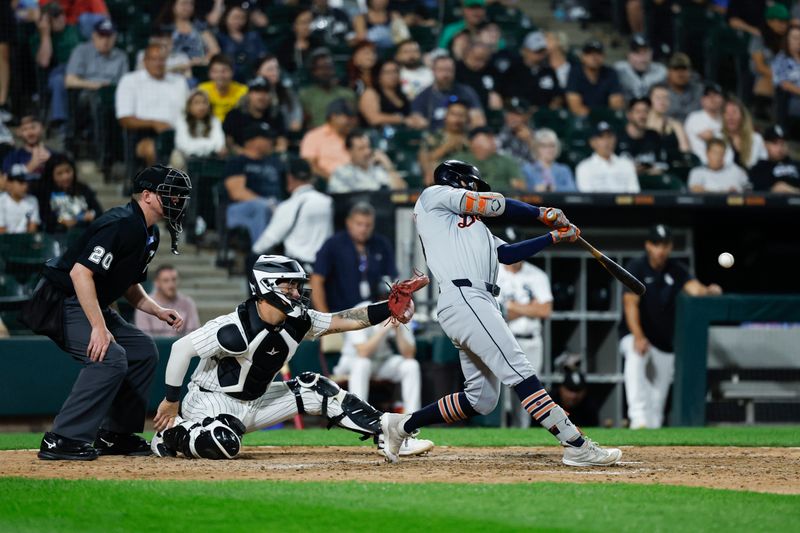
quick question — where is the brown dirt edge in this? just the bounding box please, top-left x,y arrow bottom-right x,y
2,446 -> 799,495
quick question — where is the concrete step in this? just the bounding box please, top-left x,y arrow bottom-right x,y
182,287 -> 247,300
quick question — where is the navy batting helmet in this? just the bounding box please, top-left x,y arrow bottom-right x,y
433,159 -> 491,192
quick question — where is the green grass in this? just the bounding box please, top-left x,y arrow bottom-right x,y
0,478 -> 797,533
1,426 -> 799,451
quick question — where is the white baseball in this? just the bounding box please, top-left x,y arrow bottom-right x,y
718,252 -> 734,269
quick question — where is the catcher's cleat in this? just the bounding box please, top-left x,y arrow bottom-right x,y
377,433 -> 434,458
380,413 -> 413,463
150,431 -> 177,458
94,430 -> 152,456
562,438 -> 622,467
38,432 -> 98,461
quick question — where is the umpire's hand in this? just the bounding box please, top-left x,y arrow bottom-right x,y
155,307 -> 184,331
88,326 -> 115,362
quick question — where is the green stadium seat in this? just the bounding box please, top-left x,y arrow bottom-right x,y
432,335 -> 459,364
0,233 -> 61,285
409,25 -> 438,53
639,173 -> 686,191
533,108 -> 572,139
288,339 -> 324,375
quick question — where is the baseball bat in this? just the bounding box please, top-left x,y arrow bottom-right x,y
546,211 -> 646,295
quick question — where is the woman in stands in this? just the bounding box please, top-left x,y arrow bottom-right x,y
359,59 -> 426,129
156,0 -> 220,66
276,10 -> 318,74
722,96 -> 767,169
256,54 -> 303,133
647,84 -> 690,154
353,0 -> 408,51
171,90 -> 226,169
215,4 -> 267,82
772,25 -> 800,123
348,41 -> 378,95
37,155 -> 102,234
523,129 -> 577,192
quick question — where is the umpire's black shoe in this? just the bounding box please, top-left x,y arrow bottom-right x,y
38,432 -> 99,461
94,429 -> 152,456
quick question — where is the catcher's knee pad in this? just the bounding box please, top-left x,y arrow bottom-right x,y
163,414 -> 246,460
287,371 -> 382,436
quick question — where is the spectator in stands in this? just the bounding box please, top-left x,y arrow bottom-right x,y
348,41 -> 379,95
665,53 -> 703,123
617,97 -> 668,179
251,157 -> 333,272
456,41 -> 502,112
223,77 -> 285,154
311,201 -> 397,312
255,55 -> 303,134
36,154 -> 101,234
116,45 -> 189,166
171,90 -> 226,169
310,0 -> 353,47
621,223 -> 722,429
684,83 -> 724,163
300,49 -> 358,128
439,0 -> 488,50
614,35 -> 667,101
0,317 -> 8,338
2,114 -> 55,182
360,60 -> 427,129
155,0 -> 220,66
215,4 -> 266,82
750,125 -> 800,193
0,121 -> 13,162
451,126 -> 524,191
395,39 -> 433,101
576,121 -> 640,193
354,0 -> 409,51
496,97 -> 535,165
566,39 -> 625,117
392,0 -> 435,28
198,54 -> 247,122
47,0 -> 109,40
549,367 -> 600,428
647,84 -> 690,154
300,98 -> 355,181
335,307 -> 421,413
134,265 -> 200,337
727,0 -> 766,37
329,130 -> 406,193
32,2 -> 80,126
65,19 -> 128,171
771,25 -> 800,124
412,55 -> 485,131
0,168 -> 39,233
224,122 -> 284,244
136,30 -> 192,79
524,128 -> 577,192
276,10 -> 319,74
500,31 -> 563,110
721,97 -> 766,169
546,31 -> 571,89
418,99 -> 470,183
688,138 -> 749,193
0,0 -> 12,122
750,4 -> 789,100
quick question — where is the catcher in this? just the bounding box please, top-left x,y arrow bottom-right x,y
151,255 -> 433,460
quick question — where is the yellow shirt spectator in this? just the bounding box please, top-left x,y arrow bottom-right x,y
198,80 -> 248,122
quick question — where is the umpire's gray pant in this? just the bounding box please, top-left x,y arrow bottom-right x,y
51,296 -> 159,443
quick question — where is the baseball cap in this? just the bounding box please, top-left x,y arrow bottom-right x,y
94,19 -> 116,36
591,121 -> 615,137
703,82 -> 723,96
463,0 -> 486,7
668,52 -> 692,69
248,76 -> 272,92
765,4 -> 790,21
326,98 -> 356,118
629,34 -> 649,52
763,124 -> 786,142
7,166 -> 30,182
287,156 -> 312,181
242,122 -> 276,143
582,39 -> 604,54
505,96 -> 531,114
468,125 -> 494,139
647,223 -> 672,243
522,31 -> 547,52
562,369 -> 587,392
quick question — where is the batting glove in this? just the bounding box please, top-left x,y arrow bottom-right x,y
538,207 -> 570,229
550,224 -> 581,244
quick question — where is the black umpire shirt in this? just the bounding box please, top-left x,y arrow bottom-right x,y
749,157 -> 800,192
44,200 -> 160,308
618,255 -> 692,353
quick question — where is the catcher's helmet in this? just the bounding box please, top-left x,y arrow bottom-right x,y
433,159 -> 490,192
249,255 -> 311,315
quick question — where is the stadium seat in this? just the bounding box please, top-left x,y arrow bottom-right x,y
703,25 -> 751,100
639,173 -> 686,192
409,25 -> 438,53
533,108 -> 572,139
0,234 -> 61,286
288,339 -> 324,376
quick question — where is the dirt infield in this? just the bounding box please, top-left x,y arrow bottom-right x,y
2,446 -> 799,494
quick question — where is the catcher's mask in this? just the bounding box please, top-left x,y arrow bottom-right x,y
133,165 -> 193,254
433,159 -> 491,192
249,255 -> 311,316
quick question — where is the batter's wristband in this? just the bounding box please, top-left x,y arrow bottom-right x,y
165,385 -> 182,403
367,301 -> 391,325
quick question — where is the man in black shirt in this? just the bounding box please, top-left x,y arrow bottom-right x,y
620,224 -> 721,429
499,31 -> 563,110
566,39 -> 625,116
749,125 -> 800,194
455,41 -> 501,113
28,166 -> 192,460
223,77 -> 285,154
616,97 -> 669,179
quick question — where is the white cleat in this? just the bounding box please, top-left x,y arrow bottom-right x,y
377,433 -> 434,458
380,413 -> 411,463
562,438 -> 622,467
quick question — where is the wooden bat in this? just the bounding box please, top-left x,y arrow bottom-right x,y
546,211 -> 646,295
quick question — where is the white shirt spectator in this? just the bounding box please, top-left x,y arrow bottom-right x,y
251,184 -> 333,265
400,66 -> 434,101
576,153 -> 640,193
0,192 -> 40,233
688,164 -> 750,192
174,115 -> 225,157
496,262 -> 553,338
684,109 -> 722,163
328,163 -> 392,193
115,70 -> 189,128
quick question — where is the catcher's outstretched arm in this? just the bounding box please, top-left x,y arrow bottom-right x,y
324,303 -> 391,335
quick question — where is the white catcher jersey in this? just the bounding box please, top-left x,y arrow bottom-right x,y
186,299 -> 331,400
414,185 -> 506,286
496,262 -> 553,337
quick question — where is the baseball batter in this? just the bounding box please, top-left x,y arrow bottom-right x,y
150,255 -> 432,460
381,160 -> 622,466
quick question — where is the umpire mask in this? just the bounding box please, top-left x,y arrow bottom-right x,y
134,166 -> 193,255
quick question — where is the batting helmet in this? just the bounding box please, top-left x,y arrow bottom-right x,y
249,255 -> 311,315
433,159 -> 490,192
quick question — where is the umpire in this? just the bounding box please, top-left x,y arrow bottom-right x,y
23,166 -> 192,460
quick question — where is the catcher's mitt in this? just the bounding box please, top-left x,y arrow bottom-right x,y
387,271 -> 430,323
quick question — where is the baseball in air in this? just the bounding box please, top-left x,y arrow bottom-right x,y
718,252 -> 734,268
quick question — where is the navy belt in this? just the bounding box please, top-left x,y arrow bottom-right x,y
452,279 -> 501,297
